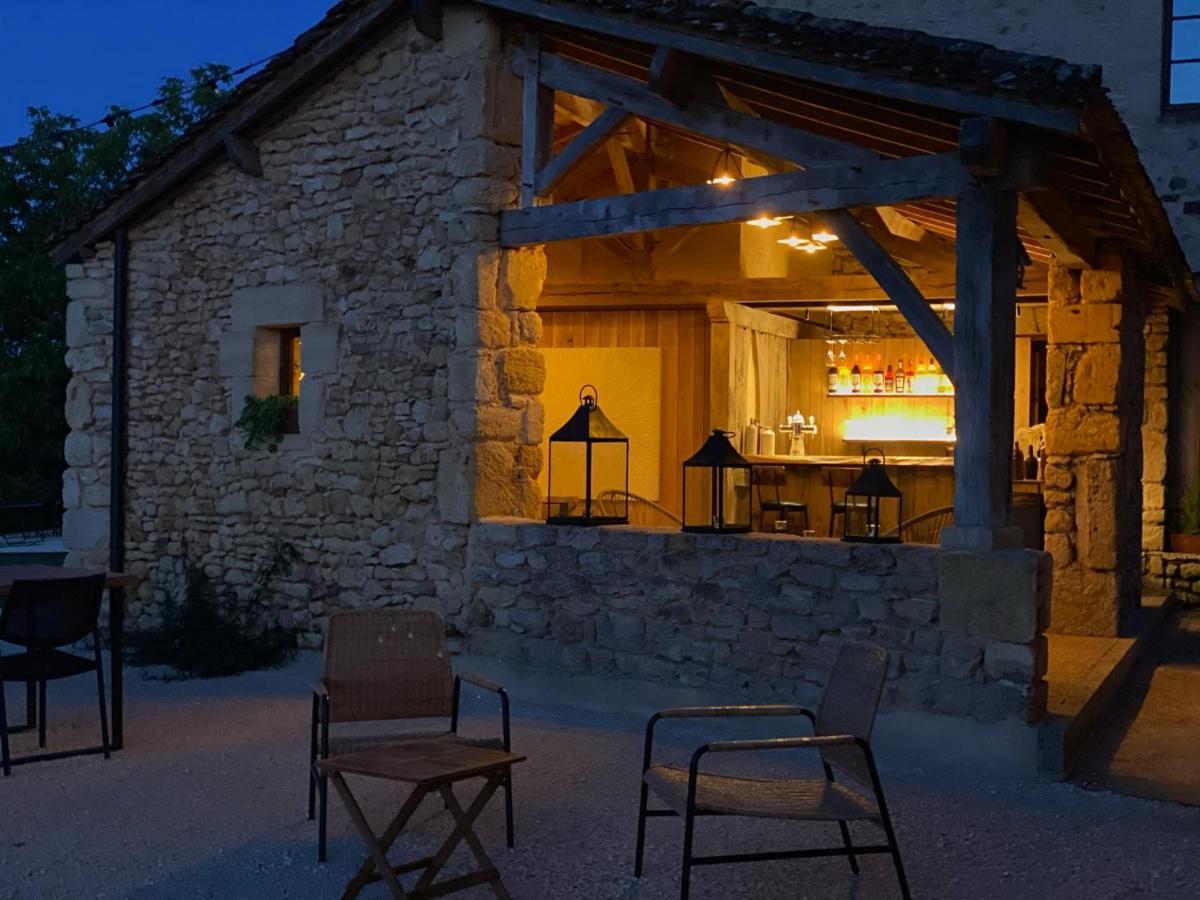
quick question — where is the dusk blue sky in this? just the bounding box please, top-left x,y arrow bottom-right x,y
0,1 -> 335,145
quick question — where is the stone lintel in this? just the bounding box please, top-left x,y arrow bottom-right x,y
231,283 -> 324,330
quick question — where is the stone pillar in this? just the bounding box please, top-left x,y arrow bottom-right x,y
442,247 -> 545,524
1142,302 -> 1170,555
1043,260 -> 1145,636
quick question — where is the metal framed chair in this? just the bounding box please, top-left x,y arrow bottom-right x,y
0,573 -> 111,775
825,466 -> 870,536
634,642 -> 910,900
597,489 -> 682,526
308,608 -> 513,862
886,505 -> 954,545
752,466 -> 809,533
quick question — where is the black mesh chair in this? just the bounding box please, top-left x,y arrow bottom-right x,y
634,642 -> 910,900
752,466 -> 809,533
0,573 -> 111,775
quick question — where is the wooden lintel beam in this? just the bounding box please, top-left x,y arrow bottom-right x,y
536,107 -> 628,196
521,33 -> 555,207
822,208 -> 955,379
538,270 -> 1049,307
501,151 -> 1041,246
1017,189 -> 1096,269
537,52 -> 876,169
222,133 -> 262,177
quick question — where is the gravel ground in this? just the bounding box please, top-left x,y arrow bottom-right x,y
1,653 -> 1198,899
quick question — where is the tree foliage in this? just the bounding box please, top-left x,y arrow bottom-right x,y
0,65 -> 231,505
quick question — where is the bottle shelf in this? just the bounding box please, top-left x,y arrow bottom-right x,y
826,391 -> 954,399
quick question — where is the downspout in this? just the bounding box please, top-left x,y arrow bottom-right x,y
108,228 -> 128,751
109,228 -> 128,575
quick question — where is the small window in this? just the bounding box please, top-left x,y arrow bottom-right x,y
277,327 -> 302,434
1166,1 -> 1200,108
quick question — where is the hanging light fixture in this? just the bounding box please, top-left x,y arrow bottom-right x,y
706,146 -> 741,186
745,214 -> 787,229
777,217 -> 836,252
811,219 -> 840,244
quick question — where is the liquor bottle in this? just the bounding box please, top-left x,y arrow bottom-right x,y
838,350 -> 851,392
1012,442 -> 1024,481
929,358 -> 939,394
884,362 -> 895,394
1023,444 -> 1038,480
916,359 -> 926,393
850,358 -> 862,393
894,359 -> 906,394
873,354 -> 884,393
906,359 -> 915,393
862,355 -> 873,390
1037,438 -> 1046,481
827,349 -> 839,393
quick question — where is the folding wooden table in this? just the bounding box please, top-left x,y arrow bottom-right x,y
317,740 -> 525,899
0,566 -> 138,749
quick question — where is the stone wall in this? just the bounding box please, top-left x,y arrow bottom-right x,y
778,0 -> 1200,271
1043,261 -> 1145,636
1145,552 -> 1200,605
467,520 -> 1050,724
62,10 -> 522,641
1143,303 -> 1170,553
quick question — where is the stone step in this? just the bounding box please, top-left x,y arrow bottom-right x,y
1037,591 -> 1174,779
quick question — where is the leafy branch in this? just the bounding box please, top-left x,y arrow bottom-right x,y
235,394 -> 297,451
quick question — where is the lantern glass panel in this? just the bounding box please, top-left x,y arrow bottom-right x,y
841,450 -> 903,544
545,385 -> 630,526
681,429 -> 752,533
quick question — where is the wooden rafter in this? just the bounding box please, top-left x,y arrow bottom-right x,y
1017,190 -> 1096,269
521,32 -> 555,206
222,133 -> 263,177
536,107 -> 628,196
534,52 -> 876,170
489,0 -> 1082,132
501,151 -> 1043,245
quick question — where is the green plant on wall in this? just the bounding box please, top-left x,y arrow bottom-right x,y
1180,484 -> 1200,536
129,541 -> 302,679
235,394 -> 297,451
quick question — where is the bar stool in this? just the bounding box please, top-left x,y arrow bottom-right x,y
824,466 -> 866,536
753,466 -> 809,533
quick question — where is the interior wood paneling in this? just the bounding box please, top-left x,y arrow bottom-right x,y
540,308 -> 710,522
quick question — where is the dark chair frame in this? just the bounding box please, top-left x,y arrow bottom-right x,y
752,466 -> 809,534
635,706 -> 910,900
0,574 -> 111,775
308,671 -> 513,862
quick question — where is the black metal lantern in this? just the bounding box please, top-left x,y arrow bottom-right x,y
545,384 -> 629,526
682,429 -> 751,533
842,447 -> 903,543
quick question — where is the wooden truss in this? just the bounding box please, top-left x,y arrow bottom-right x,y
503,29 -> 1080,547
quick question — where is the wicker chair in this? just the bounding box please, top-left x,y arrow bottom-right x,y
596,489 -> 682,526
634,642 -> 910,900
885,506 -> 954,545
308,609 -> 513,861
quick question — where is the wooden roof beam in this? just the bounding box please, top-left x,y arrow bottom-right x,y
1017,190 -> 1096,269
823,208 -> 955,378
536,107 -> 629,196
534,51 -> 878,169
500,150 -> 1043,245
487,0 -> 1081,133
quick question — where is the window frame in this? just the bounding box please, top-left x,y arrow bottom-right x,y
1163,1 -> 1200,112
276,326 -> 302,434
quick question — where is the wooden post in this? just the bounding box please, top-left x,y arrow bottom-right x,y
520,33 -> 554,207
944,185 -> 1023,550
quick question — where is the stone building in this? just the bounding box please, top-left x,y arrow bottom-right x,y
52,0 -> 1198,771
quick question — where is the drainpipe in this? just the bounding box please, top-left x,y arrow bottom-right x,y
109,228 -> 128,574
108,228 -> 128,751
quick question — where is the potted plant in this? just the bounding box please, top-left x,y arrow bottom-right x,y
235,394 -> 298,451
1170,483 -> 1200,553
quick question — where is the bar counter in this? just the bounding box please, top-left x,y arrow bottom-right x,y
745,454 -> 954,468
744,453 -> 955,535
